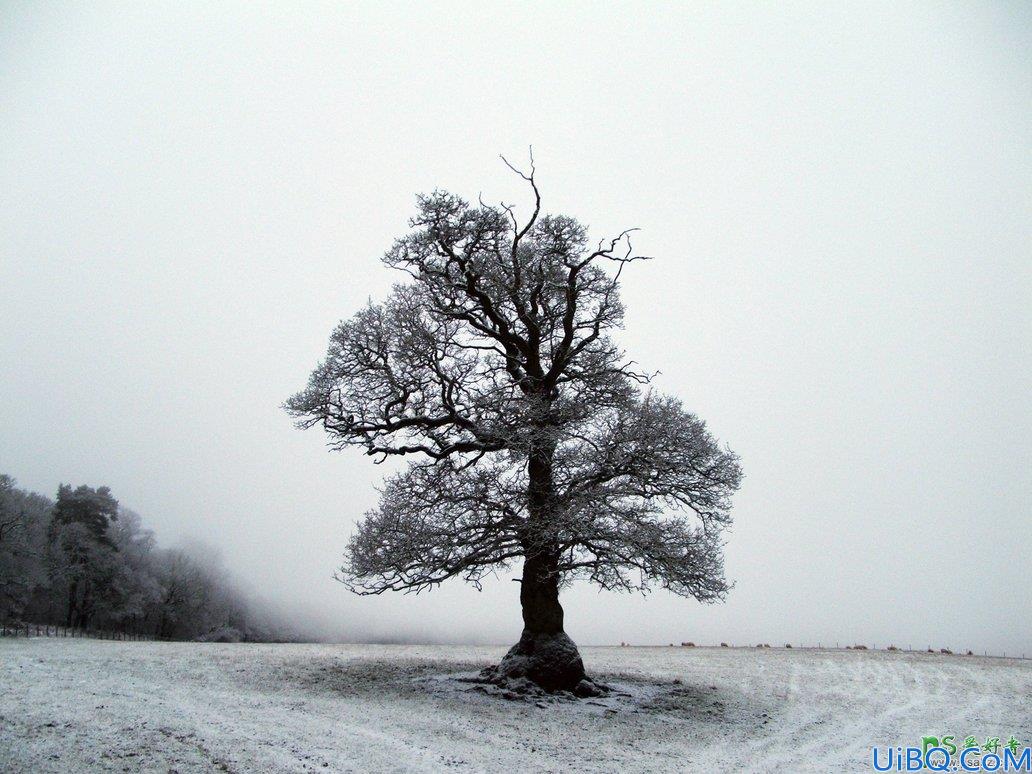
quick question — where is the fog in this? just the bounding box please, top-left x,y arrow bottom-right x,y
1,2 -> 1029,654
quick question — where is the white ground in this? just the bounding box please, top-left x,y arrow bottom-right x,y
1,640 -> 1029,772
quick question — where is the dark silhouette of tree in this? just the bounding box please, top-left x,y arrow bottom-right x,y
288,157 -> 742,691
52,484 -> 119,546
49,484 -> 120,627
0,476 -> 51,621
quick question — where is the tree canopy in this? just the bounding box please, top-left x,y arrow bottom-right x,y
288,161 -> 742,608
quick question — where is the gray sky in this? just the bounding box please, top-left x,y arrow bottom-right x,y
2,2 -> 1029,654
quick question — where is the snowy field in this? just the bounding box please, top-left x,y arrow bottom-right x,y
1,639 -> 1029,773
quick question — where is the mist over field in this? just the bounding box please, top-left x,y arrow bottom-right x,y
2,2 -> 1030,657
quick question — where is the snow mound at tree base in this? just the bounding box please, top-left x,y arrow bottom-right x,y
477,630 -> 600,694
471,672 -> 612,701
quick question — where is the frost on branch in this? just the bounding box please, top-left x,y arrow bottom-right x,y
331,394 -> 741,601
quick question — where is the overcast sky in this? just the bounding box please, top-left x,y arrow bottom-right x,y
2,2 -> 1029,654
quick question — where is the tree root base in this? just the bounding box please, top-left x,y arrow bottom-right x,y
474,670 -> 611,700
477,629 -> 608,697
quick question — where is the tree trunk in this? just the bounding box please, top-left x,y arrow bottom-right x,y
65,579 -> 78,629
490,552 -> 586,692
520,551 -> 564,635
489,423 -> 588,692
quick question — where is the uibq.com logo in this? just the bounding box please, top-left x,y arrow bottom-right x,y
872,735 -> 1030,771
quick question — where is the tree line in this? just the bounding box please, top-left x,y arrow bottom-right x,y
0,475 -> 281,641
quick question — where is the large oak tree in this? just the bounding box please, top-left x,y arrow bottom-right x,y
288,159 -> 742,691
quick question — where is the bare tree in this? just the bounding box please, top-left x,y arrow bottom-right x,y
287,157 -> 742,691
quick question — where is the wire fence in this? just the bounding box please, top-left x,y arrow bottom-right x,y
0,622 -> 159,641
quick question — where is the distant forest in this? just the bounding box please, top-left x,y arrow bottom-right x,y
0,475 -> 286,641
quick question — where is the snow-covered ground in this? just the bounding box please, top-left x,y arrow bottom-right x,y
1,639 -> 1029,772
